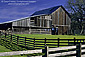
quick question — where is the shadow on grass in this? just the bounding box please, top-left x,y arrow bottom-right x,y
0,39 -> 34,51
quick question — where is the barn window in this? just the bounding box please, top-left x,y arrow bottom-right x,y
34,18 -> 37,26
38,19 -> 40,26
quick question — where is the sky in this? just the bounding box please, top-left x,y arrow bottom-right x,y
0,0 -> 68,23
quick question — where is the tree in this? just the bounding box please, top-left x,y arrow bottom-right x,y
66,0 -> 85,34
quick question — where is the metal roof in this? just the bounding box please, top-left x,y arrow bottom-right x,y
0,17 -> 30,24
31,5 -> 62,16
0,5 -> 71,24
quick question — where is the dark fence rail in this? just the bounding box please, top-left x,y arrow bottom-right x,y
0,31 -> 85,49
0,43 -> 85,57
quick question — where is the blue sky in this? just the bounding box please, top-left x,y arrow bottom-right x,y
0,0 -> 67,23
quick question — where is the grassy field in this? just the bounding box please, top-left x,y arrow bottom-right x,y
15,34 -> 85,49
0,45 -> 27,57
16,34 -> 85,39
0,45 -> 11,52
0,44 -> 40,57
1,34 -> 85,57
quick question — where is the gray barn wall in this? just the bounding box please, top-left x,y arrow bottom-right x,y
12,18 -> 30,27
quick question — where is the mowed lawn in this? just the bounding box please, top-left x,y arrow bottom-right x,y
0,45 -> 11,52
15,34 -> 85,39
0,34 -> 85,57
15,34 -> 85,49
0,45 -> 27,57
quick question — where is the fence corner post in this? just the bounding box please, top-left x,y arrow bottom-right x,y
76,43 -> 81,57
42,46 -> 49,57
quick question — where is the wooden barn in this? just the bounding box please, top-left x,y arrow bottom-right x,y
0,5 -> 71,35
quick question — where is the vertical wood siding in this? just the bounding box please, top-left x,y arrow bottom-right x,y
12,18 -> 30,27
51,7 -> 71,34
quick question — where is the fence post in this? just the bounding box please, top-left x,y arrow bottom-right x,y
68,39 -> 70,46
17,36 -> 19,46
0,31 -> 1,39
74,37 -> 76,45
45,38 -> 46,47
0,31 -> 1,36
25,37 -> 26,47
5,33 -> 6,41
83,40 -> 84,44
77,39 -> 78,43
58,38 -> 59,47
34,38 -> 35,49
10,35 -> 12,43
42,46 -> 48,57
76,43 -> 81,57
0,31 -> 1,44
80,39 -> 81,43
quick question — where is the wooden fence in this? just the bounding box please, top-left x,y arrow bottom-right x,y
0,43 -> 85,57
0,32 -> 85,49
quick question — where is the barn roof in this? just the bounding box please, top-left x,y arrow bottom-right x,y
0,17 -> 30,24
0,5 -> 70,24
31,5 -> 62,16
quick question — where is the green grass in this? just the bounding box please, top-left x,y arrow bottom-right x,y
15,34 -> 85,39
0,45 -> 32,57
0,45 -> 11,52
15,34 -> 85,49
0,45 -> 27,57
1,34 -> 85,57
0,44 -> 41,57
0,37 -> 28,57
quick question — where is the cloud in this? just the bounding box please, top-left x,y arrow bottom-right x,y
29,1 -> 36,3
